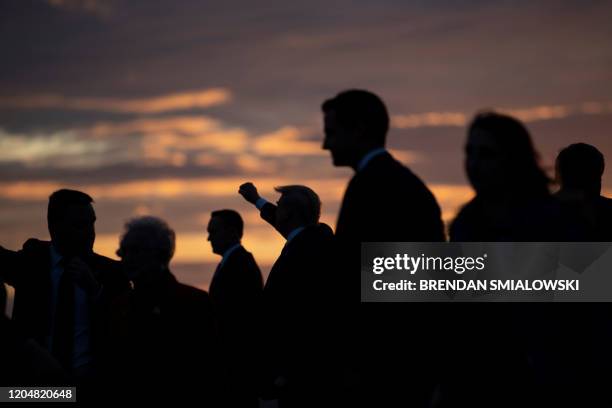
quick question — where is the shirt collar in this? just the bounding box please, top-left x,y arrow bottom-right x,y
286,226 -> 305,244
219,243 -> 241,268
357,147 -> 387,172
49,243 -> 63,268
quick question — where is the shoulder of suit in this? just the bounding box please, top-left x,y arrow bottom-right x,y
22,238 -> 50,253
317,223 -> 334,237
223,245 -> 245,263
92,252 -> 120,265
297,223 -> 334,242
90,253 -> 129,289
453,197 -> 481,223
176,282 -> 211,304
89,253 -> 122,276
600,196 -> 612,207
225,246 -> 258,268
358,152 -> 414,179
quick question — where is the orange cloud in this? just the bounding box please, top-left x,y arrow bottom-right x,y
87,116 -> 249,165
0,128 -> 110,165
235,154 -> 278,173
94,226 -> 285,266
97,205 -> 337,269
253,126 -> 325,156
0,175 -> 473,235
392,101 -> 612,129
0,88 -> 231,114
0,177 -> 348,201
503,105 -> 571,122
392,112 -> 467,128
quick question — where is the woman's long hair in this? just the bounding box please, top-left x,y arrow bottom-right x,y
469,111 -> 550,199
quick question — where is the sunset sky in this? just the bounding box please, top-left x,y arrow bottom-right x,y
1,0 -> 612,289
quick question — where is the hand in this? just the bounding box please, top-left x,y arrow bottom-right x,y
65,257 -> 101,296
238,182 -> 261,205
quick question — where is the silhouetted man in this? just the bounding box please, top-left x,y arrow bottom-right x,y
207,209 -> 263,407
239,183 -> 336,407
555,142 -> 612,240
0,189 -> 129,385
322,89 -> 445,242
107,216 -> 221,403
321,90 -> 444,407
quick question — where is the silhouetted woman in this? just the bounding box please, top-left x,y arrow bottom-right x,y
442,112 -> 564,407
450,111 -> 562,241
446,112 -> 606,406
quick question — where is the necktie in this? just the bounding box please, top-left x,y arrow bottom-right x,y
52,259 -> 75,372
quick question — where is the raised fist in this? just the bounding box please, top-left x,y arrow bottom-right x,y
238,182 -> 261,205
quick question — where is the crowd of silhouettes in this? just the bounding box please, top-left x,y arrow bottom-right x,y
1,89 -> 612,407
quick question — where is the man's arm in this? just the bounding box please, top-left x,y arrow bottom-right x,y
238,182 -> 279,233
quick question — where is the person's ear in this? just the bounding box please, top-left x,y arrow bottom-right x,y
354,121 -> 368,145
228,228 -> 238,241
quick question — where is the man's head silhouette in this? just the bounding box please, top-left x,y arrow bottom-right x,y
556,143 -> 605,196
207,209 -> 243,256
274,185 -> 321,238
322,89 -> 389,168
47,189 -> 96,258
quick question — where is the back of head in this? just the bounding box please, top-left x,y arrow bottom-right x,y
322,89 -> 389,146
275,185 -> 321,226
467,111 -> 549,197
119,216 -> 176,267
556,143 -> 604,195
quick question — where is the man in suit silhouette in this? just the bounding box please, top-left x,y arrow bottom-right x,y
239,183 -> 336,407
207,209 -> 263,407
0,189 -> 129,384
321,89 -> 445,242
555,143 -> 612,240
108,216 -> 221,403
321,90 -> 446,407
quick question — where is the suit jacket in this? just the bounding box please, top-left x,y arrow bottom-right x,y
258,202 -> 336,396
209,245 -> 263,395
0,239 -> 129,373
209,245 -> 263,324
554,194 -> 612,241
332,153 -> 445,406
106,271 -> 222,402
336,151 -> 445,243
